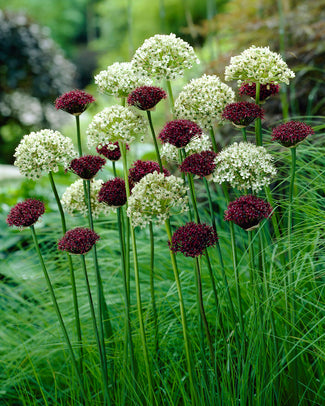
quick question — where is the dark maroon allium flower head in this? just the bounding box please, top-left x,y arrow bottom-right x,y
169,222 -> 218,257
128,160 -> 170,190
127,86 -> 167,111
96,142 -> 129,161
271,121 -> 314,148
239,83 -> 280,102
7,199 -> 45,228
58,227 -> 100,255
222,101 -> 264,128
158,119 -> 203,148
180,150 -> 217,178
98,178 -> 127,207
224,195 -> 272,231
69,155 -> 106,179
55,90 -> 95,115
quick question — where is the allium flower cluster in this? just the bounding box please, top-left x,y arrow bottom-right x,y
98,178 -> 127,207
127,172 -> 189,228
222,102 -> 264,128
127,86 -> 167,111
225,46 -> 295,85
161,133 -> 212,163
239,82 -> 280,102
61,179 -> 111,217
94,62 -> 153,98
96,142 -> 129,161
271,121 -> 314,148
14,129 -> 77,179
58,227 -> 100,255
174,75 -> 235,130
132,33 -> 200,81
7,199 -> 45,228
224,195 -> 272,231
159,119 -> 202,148
69,155 -> 106,179
180,150 -> 217,179
169,222 -> 218,257
212,142 -> 277,192
55,90 -> 95,115
87,105 -> 147,149
129,160 -> 170,190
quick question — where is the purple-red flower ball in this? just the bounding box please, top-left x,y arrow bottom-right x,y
55,90 -> 95,115
271,121 -> 314,148
224,195 -> 272,231
127,86 -> 167,111
98,178 -> 127,207
239,83 -> 280,102
159,119 -> 203,148
180,150 -> 217,178
7,199 -> 45,228
169,222 -> 218,257
69,155 -> 106,179
222,102 -> 264,128
96,142 -> 129,161
128,160 -> 170,190
58,227 -> 100,255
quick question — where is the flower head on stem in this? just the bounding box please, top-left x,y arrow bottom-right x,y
180,150 -> 217,179
159,119 -> 202,148
96,142 -> 129,161
55,90 -> 95,116
128,160 -> 170,190
7,199 -> 45,228
58,227 -> 100,255
69,155 -> 106,179
98,178 -> 127,207
127,86 -> 167,111
271,120 -> 314,148
239,82 -> 280,102
222,101 -> 264,128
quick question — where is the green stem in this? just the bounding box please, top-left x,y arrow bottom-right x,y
241,127 -> 247,142
76,115 -> 82,157
166,79 -> 175,116
255,82 -> 262,146
264,185 -> 282,242
149,222 -> 159,355
147,110 -> 163,172
209,127 -> 219,153
30,226 -> 89,405
187,173 -> 200,223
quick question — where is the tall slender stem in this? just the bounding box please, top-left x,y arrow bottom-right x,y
76,115 -> 82,157
149,222 -> 159,356
209,127 -> 219,153
255,82 -> 262,146
30,226 -> 89,405
166,79 -> 175,116
147,110 -> 163,172
241,127 -> 247,142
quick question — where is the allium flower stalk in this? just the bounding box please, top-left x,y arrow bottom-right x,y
87,105 -> 147,149
14,129 -> 77,179
271,121 -> 314,148
174,74 -> 235,130
127,172 -> 188,228
180,150 -> 217,179
169,222 -> 218,257
224,195 -> 273,231
55,90 -> 95,116
222,102 -> 264,128
58,227 -> 100,255
94,62 -> 153,99
225,46 -> 295,85
128,160 -> 170,190
98,178 -> 127,207
132,33 -> 200,81
127,86 -> 167,111
239,82 -> 280,102
69,155 -> 106,179
61,179 -> 111,217
6,199 -> 45,228
212,142 -> 277,192
96,142 -> 129,161
159,119 -> 203,148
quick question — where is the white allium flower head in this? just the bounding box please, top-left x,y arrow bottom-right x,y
127,172 -> 189,228
94,62 -> 153,98
161,133 -> 212,163
14,129 -> 77,180
132,33 -> 200,81
212,142 -> 277,192
174,74 -> 235,130
87,105 -> 147,149
224,46 -> 295,85
61,179 -> 111,218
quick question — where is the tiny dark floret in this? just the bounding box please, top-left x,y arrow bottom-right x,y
69,155 -> 106,179
239,83 -> 280,102
180,150 -> 217,178
7,199 -> 45,228
224,195 -> 272,231
55,90 -> 95,115
96,142 -> 129,161
169,222 -> 218,257
58,227 -> 100,255
271,121 -> 314,148
128,160 -> 170,190
159,119 -> 203,148
222,102 -> 264,128
127,86 -> 167,111
98,178 -> 127,207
